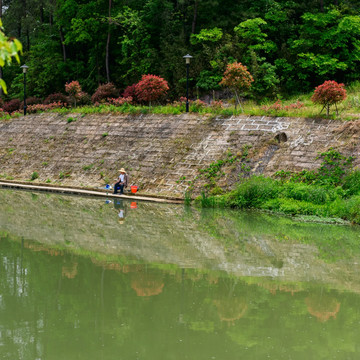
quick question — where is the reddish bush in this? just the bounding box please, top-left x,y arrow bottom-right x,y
27,102 -> 64,114
123,84 -> 138,102
311,80 -> 347,115
4,99 -> 21,113
173,97 -> 207,110
21,96 -> 42,109
44,93 -> 69,105
210,100 -> 224,110
135,74 -> 169,105
91,83 -> 119,104
27,97 -> 42,105
77,91 -> 91,106
107,97 -> 133,106
261,99 -> 304,113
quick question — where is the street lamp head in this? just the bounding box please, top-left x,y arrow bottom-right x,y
183,54 -> 193,64
20,64 -> 29,74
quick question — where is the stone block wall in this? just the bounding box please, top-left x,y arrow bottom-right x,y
0,112 -> 358,196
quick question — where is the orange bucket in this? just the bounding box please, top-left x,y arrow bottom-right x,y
130,202 -> 137,209
130,185 -> 138,193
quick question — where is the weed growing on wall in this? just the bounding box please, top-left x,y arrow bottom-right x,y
179,146 -> 252,202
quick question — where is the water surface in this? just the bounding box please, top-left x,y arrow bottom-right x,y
1,189 -> 360,359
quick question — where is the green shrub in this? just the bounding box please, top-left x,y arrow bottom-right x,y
282,183 -> 338,205
331,196 -> 360,223
342,170 -> 360,197
30,172 -> 39,181
263,198 -> 324,216
227,176 -> 280,208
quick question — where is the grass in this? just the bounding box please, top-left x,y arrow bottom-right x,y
199,173 -> 360,224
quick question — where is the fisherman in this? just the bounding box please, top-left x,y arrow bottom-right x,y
113,168 -> 128,194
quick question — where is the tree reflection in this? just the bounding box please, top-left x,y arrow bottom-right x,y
305,290 -> 341,322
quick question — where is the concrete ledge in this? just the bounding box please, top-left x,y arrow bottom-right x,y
0,180 -> 183,204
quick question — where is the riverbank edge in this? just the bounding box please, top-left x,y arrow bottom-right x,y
0,180 -> 184,204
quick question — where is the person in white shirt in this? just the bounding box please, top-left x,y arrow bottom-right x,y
113,168 -> 128,194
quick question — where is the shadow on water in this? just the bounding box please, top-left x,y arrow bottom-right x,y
1,189 -> 360,359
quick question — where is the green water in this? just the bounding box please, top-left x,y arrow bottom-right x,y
1,189 -> 360,359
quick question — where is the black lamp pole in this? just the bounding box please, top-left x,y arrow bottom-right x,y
20,64 -> 29,116
183,54 -> 192,113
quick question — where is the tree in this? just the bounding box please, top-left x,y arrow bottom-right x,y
219,62 -> 254,110
134,74 -> 169,106
311,80 -> 346,115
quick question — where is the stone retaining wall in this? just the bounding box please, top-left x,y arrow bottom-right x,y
0,112 -> 358,196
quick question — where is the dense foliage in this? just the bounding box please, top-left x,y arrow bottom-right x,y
2,0 -> 360,102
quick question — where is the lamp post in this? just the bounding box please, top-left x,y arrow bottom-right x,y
20,64 -> 29,116
183,54 -> 192,113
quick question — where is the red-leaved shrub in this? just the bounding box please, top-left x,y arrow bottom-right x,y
21,96 -> 42,109
77,91 -> 91,106
4,99 -> 21,113
261,99 -> 304,113
173,97 -> 207,111
135,74 -> 169,105
91,83 -> 119,104
107,97 -> 133,106
27,102 -> 64,114
311,80 -> 347,115
210,100 -> 224,110
44,93 -> 68,105
123,84 -> 138,102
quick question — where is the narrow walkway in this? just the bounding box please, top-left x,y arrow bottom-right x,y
0,181 -> 183,204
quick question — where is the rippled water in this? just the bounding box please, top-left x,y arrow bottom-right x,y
1,189 -> 360,359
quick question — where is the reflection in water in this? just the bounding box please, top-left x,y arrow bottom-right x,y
305,291 -> 341,322
113,198 -> 127,223
1,189 -> 360,359
213,297 -> 248,325
62,259 -> 78,279
131,268 -> 165,297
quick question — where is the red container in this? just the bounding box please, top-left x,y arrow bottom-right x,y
130,202 -> 137,209
130,185 -> 138,193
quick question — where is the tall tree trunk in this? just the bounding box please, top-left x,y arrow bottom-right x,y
59,27 -> 67,62
105,0 -> 112,83
27,29 -> 30,51
320,0 -> 324,12
192,0 -> 198,33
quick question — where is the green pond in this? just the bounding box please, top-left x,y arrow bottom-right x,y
1,189 -> 360,360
